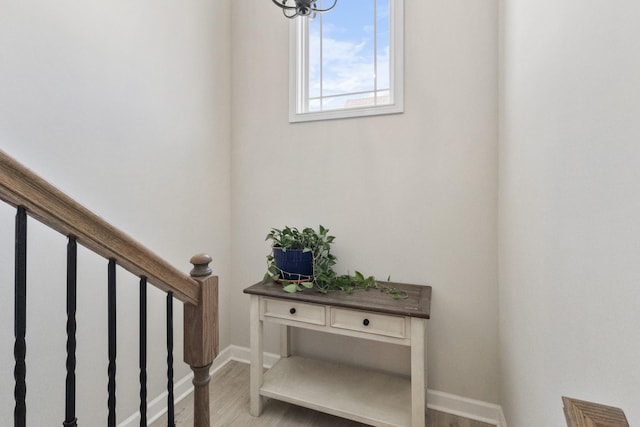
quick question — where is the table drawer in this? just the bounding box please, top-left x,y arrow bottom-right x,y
263,298 -> 326,326
330,308 -> 406,339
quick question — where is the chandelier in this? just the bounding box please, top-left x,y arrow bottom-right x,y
272,0 -> 338,19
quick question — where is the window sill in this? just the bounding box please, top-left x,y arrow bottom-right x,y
289,103 -> 404,123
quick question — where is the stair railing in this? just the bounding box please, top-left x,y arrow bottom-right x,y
1,149 -> 218,427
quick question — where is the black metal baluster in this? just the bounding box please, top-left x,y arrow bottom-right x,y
107,259 -> 116,427
63,237 -> 78,427
139,277 -> 147,427
166,292 -> 175,427
14,206 -> 27,427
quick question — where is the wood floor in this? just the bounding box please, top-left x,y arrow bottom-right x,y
150,361 -> 495,427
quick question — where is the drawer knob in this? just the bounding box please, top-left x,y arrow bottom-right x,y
289,307 -> 296,315
363,318 -> 370,326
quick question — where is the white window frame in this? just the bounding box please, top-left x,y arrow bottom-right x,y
288,0 -> 404,123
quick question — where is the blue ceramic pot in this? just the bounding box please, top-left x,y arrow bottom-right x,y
273,247 -> 313,281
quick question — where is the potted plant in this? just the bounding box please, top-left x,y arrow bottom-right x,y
264,225 -> 407,299
263,225 -> 336,292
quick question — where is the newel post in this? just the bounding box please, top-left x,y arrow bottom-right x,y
184,254 -> 218,427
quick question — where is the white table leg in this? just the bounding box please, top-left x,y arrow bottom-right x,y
411,317 -> 426,427
280,325 -> 291,358
249,295 -> 264,416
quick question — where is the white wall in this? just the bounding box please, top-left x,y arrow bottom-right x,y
231,0 -> 499,403
499,1 -> 640,425
0,0 -> 230,424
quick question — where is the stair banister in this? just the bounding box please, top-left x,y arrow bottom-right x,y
186,254 -> 218,427
0,149 -> 218,427
0,149 -> 200,304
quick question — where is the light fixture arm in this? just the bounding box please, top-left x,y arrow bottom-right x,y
271,0 -> 338,19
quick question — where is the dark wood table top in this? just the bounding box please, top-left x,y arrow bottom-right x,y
244,280 -> 431,319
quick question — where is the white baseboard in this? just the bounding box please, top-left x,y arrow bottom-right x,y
119,344 -> 506,427
427,389 -> 505,427
117,345 -> 260,427
223,343 -> 281,368
499,408 -> 508,427
117,368 -> 194,427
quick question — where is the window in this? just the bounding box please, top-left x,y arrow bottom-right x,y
289,0 -> 404,122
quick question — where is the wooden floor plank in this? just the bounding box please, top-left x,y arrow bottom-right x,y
150,361 -> 495,427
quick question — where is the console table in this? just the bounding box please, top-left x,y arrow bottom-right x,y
243,280 -> 432,427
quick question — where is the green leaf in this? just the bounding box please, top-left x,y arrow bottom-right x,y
283,284 -> 300,293
300,281 -> 314,288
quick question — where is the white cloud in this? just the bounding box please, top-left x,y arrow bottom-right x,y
309,33 -> 389,97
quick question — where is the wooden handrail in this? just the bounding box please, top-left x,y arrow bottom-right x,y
0,149 -> 200,304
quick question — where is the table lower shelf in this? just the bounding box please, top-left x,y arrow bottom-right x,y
260,356 -> 414,427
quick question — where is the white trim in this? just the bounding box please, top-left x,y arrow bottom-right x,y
225,343 -> 281,368
289,0 -> 404,123
117,346 -> 280,427
119,344 -> 505,427
498,407 -> 508,427
427,389 -> 505,426
117,368 -> 194,427
290,103 -> 404,123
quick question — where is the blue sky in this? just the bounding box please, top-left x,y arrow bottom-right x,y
308,0 -> 390,109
